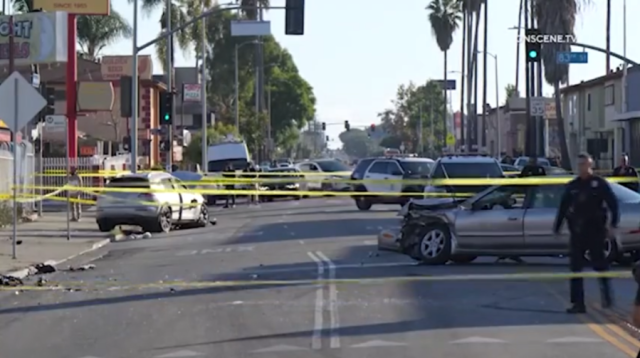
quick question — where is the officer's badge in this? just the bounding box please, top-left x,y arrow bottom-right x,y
591,180 -> 598,188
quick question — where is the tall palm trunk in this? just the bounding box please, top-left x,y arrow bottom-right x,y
465,8 -> 473,151
444,50 -> 448,147
471,10 -> 480,149
605,0 -> 610,73
481,2 -> 488,148
554,82 -> 570,170
459,10 -> 467,149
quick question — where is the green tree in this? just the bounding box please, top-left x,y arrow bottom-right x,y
504,83 -> 517,106
77,6 -> 133,59
428,0 -> 461,143
534,0 -> 580,169
339,129 -> 377,158
184,123 -> 240,165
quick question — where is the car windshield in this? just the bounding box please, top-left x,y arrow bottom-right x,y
610,182 -> 640,203
207,158 -> 249,172
400,161 -> 433,176
316,160 -> 350,172
442,163 -> 503,178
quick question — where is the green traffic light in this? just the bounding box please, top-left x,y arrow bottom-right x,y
164,113 -> 170,121
528,50 -> 538,58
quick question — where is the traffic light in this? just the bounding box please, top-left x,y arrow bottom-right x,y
370,124 -> 376,132
325,135 -> 329,142
525,28 -> 541,63
159,91 -> 173,124
284,0 -> 305,35
344,120 -> 350,131
321,122 -> 326,131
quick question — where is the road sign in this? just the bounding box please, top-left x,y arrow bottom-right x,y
556,52 -> 588,64
44,115 -> 67,132
434,79 -> 456,91
446,133 -> 456,146
0,71 -> 46,132
530,97 -> 546,117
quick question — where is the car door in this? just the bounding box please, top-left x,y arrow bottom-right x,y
523,185 -> 568,249
172,178 -> 197,221
454,185 -> 528,249
385,161 -> 404,194
160,178 -> 182,221
363,160 -> 388,193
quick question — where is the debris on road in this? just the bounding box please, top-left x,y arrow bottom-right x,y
34,263 -> 56,274
68,264 -> 96,272
0,275 -> 23,286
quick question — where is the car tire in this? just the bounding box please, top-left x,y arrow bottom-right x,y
97,220 -> 114,233
415,224 -> 452,265
195,204 -> 209,228
294,195 -> 301,200
147,206 -> 172,233
449,255 -> 477,264
355,197 -> 372,211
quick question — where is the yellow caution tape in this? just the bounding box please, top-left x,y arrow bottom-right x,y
2,271 -> 633,292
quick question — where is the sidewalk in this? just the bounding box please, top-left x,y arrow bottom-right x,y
0,210 -> 110,277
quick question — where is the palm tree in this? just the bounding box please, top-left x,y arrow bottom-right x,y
183,0 -> 214,69
236,0 -> 269,20
12,0 -> 31,12
427,0 -> 462,145
129,0 -> 192,73
77,7 -> 133,59
534,0 -> 583,170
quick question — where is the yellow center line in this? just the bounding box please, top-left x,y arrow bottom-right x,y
543,283 -> 637,357
590,303 -> 640,348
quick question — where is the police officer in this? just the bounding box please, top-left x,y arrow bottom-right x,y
520,157 -> 546,177
553,153 -> 619,313
222,164 -> 236,209
243,162 -> 259,206
612,154 -> 639,192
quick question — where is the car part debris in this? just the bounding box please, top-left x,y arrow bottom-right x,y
0,275 -> 23,286
34,263 -> 56,274
68,264 -> 96,271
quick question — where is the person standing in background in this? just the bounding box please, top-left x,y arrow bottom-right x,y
222,164 -> 236,209
612,154 -> 639,192
68,167 -> 83,221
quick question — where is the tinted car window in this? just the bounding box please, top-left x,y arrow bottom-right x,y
352,158 -> 375,179
441,162 -> 503,178
316,160 -> 350,172
108,177 -> 150,188
368,161 -> 388,174
400,161 -> 433,176
208,158 -> 248,172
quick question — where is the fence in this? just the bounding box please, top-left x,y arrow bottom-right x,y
0,142 -> 36,213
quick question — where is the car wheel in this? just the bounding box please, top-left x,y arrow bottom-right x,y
415,224 -> 452,265
148,206 -> 172,233
585,237 -> 618,263
195,204 -> 209,228
355,197 -> 372,211
97,220 -> 114,232
449,255 -> 477,264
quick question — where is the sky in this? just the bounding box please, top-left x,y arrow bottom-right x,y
105,0 -> 639,149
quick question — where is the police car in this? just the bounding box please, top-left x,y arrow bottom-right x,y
351,155 -> 435,210
414,154 -> 505,208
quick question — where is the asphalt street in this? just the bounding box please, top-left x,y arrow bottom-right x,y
1,197 -> 640,358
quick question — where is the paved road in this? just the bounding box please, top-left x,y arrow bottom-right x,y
1,198 -> 640,358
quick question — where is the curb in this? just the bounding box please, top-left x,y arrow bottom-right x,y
3,236 -> 116,280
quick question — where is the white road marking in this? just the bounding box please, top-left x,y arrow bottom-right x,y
250,345 -> 308,353
546,337 -> 603,343
350,340 -> 407,348
245,261 -> 415,274
363,240 -> 377,245
155,350 -> 203,357
307,251 -> 325,350
449,337 -> 507,343
316,251 -> 340,349
175,246 -> 254,256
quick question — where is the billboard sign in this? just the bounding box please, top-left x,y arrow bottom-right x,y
0,12 -> 68,65
182,84 -> 201,102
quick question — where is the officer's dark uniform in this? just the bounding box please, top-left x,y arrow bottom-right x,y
222,165 -> 236,208
554,175 -> 619,312
613,165 -> 639,192
520,164 -> 546,177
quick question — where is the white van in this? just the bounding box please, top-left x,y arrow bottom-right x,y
206,140 -> 250,173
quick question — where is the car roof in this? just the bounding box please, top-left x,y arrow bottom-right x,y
114,171 -> 173,181
437,155 -> 498,163
395,157 -> 434,162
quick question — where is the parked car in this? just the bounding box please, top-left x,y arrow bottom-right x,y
379,180 -> 640,265
260,167 -> 306,201
96,172 -> 209,233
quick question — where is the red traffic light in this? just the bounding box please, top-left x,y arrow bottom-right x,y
370,124 -> 376,132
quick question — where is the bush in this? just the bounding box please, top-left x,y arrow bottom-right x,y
0,204 -> 25,228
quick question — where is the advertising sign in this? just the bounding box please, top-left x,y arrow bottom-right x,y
0,12 -> 68,65
100,55 -> 153,81
182,84 -> 201,102
33,0 -> 110,15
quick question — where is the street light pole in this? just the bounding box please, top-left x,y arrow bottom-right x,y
200,3 -> 208,171
493,53 -> 501,157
